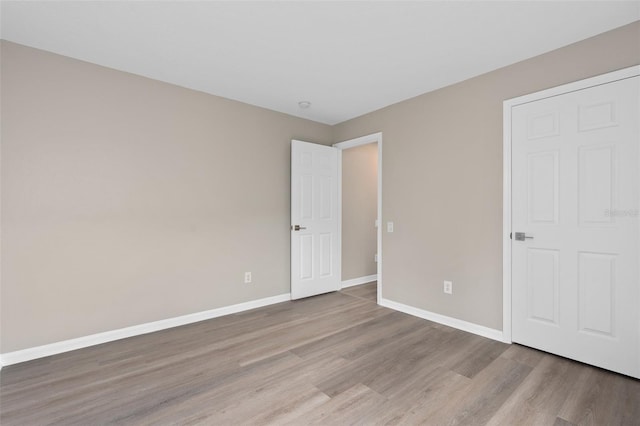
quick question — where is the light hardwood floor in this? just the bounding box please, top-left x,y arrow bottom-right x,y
1,282 -> 639,425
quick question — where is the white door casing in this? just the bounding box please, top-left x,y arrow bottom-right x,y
291,140 -> 340,300
334,132 -> 383,305
508,72 -> 639,378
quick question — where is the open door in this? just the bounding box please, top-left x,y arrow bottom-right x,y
291,140 -> 340,299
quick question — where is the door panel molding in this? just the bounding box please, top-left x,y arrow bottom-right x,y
503,65 -> 640,378
291,140 -> 340,300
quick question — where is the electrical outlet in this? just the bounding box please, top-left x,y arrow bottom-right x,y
244,272 -> 252,284
387,222 -> 394,233
444,280 -> 453,295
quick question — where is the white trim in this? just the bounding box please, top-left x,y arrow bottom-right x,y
380,298 -> 505,342
333,133 -> 380,150
502,65 -> 640,345
341,274 -> 378,288
0,293 -> 291,367
377,138 -> 382,305
334,132 -> 383,305
502,92 -> 513,344
505,66 -> 640,108
336,147 -> 343,292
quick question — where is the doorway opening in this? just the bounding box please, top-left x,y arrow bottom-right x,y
334,133 -> 382,304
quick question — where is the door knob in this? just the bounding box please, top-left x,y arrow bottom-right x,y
514,232 -> 533,241
292,225 -> 307,231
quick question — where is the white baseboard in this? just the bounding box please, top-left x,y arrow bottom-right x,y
379,298 -> 506,343
0,293 -> 291,367
341,274 -> 378,288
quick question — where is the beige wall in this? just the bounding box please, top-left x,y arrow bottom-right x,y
333,21 -> 640,331
2,21 -> 639,354
0,41 -> 332,352
341,143 -> 378,281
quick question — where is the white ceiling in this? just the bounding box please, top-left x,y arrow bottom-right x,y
2,1 -> 639,125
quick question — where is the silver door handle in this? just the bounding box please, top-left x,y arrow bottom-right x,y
292,225 -> 307,231
514,232 -> 533,241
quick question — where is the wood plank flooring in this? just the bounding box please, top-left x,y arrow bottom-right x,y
1,282 -> 638,425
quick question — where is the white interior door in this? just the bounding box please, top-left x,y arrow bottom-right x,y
511,75 -> 639,378
291,140 -> 340,300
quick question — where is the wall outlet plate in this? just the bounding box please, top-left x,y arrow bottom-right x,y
444,280 -> 453,295
244,272 -> 252,283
